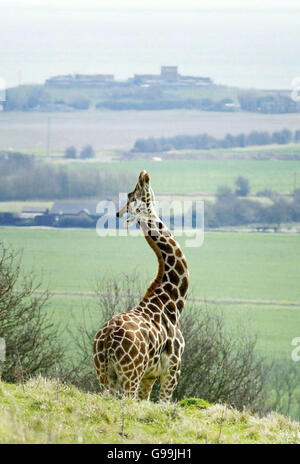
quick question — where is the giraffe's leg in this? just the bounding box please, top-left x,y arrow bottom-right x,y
114,365 -> 144,399
94,336 -> 111,393
94,354 -> 109,393
94,360 -> 118,396
118,376 -> 140,399
159,359 -> 181,402
106,365 -> 120,397
96,370 -> 108,393
138,377 -> 157,400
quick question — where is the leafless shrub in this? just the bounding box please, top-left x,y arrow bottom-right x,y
94,271 -> 144,320
0,241 -> 64,382
267,360 -> 300,421
175,304 -> 270,414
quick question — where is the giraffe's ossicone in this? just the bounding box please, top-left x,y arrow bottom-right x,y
93,170 -> 189,401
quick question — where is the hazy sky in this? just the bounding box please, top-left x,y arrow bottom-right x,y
1,0 -> 300,89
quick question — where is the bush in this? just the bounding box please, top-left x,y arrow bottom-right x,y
266,360 -> 300,421
174,304 -> 269,413
0,241 -> 64,383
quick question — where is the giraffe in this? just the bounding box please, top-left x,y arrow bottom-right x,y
93,170 -> 189,401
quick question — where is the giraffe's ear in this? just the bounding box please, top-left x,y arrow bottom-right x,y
144,172 -> 150,183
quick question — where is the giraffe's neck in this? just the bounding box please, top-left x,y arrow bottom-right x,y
138,211 -> 189,323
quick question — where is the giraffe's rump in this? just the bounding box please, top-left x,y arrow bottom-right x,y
93,308 -> 176,396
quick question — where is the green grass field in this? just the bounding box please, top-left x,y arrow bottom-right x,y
1,228 -> 299,361
1,228 -> 299,301
1,158 -> 299,203
171,143 -> 300,158
43,83 -> 241,106
89,159 -> 300,194
47,296 -> 300,361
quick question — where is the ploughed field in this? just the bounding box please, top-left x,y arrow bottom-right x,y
2,110 -> 300,152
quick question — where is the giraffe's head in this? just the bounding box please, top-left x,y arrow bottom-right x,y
116,170 -> 155,225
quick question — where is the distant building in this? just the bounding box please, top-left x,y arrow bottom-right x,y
179,75 -> 212,86
133,74 -> 158,82
132,66 -> 212,86
45,66 -> 213,88
49,200 -> 117,229
45,73 -> 114,87
160,66 -> 178,81
20,208 -> 48,219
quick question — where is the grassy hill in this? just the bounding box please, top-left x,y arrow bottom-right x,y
0,378 -> 299,444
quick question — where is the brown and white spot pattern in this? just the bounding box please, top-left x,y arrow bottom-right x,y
93,171 -> 189,402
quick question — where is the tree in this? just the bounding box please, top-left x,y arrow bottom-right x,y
212,186 -> 238,226
0,241 -> 64,382
80,145 -> 95,159
294,130 -> 300,142
235,176 -> 250,197
64,146 -> 77,159
265,198 -> 291,228
272,129 -> 292,145
216,186 -> 235,201
132,138 -> 160,153
245,131 -> 272,146
4,85 -> 47,111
